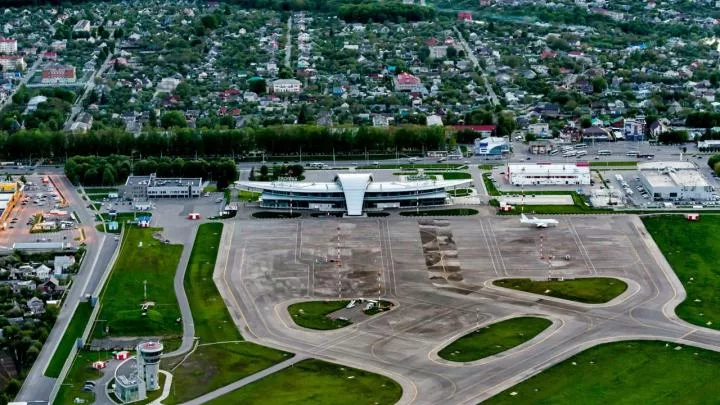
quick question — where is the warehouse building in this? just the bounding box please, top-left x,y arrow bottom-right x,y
122,174 -> 203,199
0,182 -> 21,229
237,173 -> 471,216
506,162 -> 591,186
637,161 -> 713,202
473,137 -> 510,156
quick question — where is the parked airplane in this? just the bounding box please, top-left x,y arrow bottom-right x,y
520,213 -> 559,228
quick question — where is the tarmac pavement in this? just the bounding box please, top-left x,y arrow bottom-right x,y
212,211 -> 720,405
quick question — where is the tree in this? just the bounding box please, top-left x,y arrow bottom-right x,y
101,166 -> 116,185
1,325 -> 37,374
591,77 -> 607,93
247,77 -> 267,95
524,133 -> 537,142
160,111 -> 188,129
581,115 -> 592,128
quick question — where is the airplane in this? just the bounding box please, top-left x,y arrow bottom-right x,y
520,213 -> 559,228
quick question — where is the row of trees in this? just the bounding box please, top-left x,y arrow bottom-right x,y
338,2 -> 435,23
0,125 -> 451,160
65,155 -> 239,190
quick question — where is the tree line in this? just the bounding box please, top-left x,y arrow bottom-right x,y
65,155 -> 239,189
0,125 -> 448,160
338,2 -> 435,23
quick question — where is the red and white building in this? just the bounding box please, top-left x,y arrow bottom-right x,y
41,65 -> 76,84
506,162 -> 591,186
393,72 -> 423,92
0,38 -> 17,54
271,79 -> 302,94
0,55 -> 25,71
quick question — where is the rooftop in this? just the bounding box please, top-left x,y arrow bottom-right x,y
125,174 -> 202,187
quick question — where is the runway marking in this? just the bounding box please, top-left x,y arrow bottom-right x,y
567,218 -> 596,275
484,219 -> 508,276
478,221 -> 500,277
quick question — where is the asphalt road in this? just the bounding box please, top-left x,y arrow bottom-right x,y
212,213 -> 720,405
15,176 -> 117,402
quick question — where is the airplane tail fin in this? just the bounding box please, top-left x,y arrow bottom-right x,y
520,213 -> 528,222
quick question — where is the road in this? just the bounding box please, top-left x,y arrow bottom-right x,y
453,26 -> 499,106
284,15 -> 292,68
15,175 -> 117,403
64,47 -> 116,128
213,214 -> 720,405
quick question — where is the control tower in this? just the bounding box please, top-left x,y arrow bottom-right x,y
137,341 -> 163,392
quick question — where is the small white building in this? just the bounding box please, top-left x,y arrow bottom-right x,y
638,161 -> 713,202
271,79 -> 302,94
507,162 -> 591,186
527,123 -> 551,138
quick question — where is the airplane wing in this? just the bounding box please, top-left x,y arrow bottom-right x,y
536,223 -> 548,228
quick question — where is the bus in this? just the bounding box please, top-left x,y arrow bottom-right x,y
625,151 -> 639,157
575,150 -> 588,157
574,144 -> 587,149
563,151 -> 577,158
598,150 -> 612,156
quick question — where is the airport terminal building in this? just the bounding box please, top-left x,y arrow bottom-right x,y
237,173 -> 471,216
638,161 -> 713,201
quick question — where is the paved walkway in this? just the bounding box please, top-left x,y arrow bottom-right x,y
178,354 -> 308,405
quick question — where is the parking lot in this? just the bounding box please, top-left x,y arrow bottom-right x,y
0,175 -> 81,249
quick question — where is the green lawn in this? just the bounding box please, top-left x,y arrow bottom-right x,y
288,301 -> 352,330
53,351 -> 111,405
643,216 -> 720,330
426,171 -> 472,180
485,341 -> 720,405
83,187 -> 118,194
252,211 -> 302,219
493,278 -> 627,304
163,222 -> 291,404
438,317 -> 552,362
448,188 -> 474,197
203,184 -> 218,193
204,359 -> 403,405
478,164 -> 495,170
358,163 -> 465,170
184,223 -> 239,343
93,227 -> 183,338
400,208 -> 478,216
163,343 -> 292,404
45,301 -> 93,378
238,190 -> 261,202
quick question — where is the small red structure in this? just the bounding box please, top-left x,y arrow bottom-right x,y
687,213 -> 700,221
114,351 -> 130,361
92,361 -> 107,370
457,11 -> 473,21
188,213 -> 201,220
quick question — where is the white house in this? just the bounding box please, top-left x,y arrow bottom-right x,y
54,255 -> 76,275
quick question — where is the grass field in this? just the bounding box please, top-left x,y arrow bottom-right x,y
83,187 -> 118,194
252,211 -> 302,219
163,223 -> 291,404
288,300 -> 352,330
238,190 -> 261,202
485,340 -> 720,404
643,215 -> 720,330
163,343 -> 292,404
93,227 -> 183,338
448,188 -> 473,197
184,223 -> 238,343
493,278 -> 627,304
45,301 -> 93,378
438,317 -> 552,362
358,163 -> 465,170
400,208 -> 479,217
53,351 -> 111,405
427,171 -> 472,180
204,359 -> 403,405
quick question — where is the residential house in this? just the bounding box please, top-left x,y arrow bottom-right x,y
393,73 -> 423,92
53,255 -> 75,275
26,297 -> 44,315
73,19 -> 91,32
426,114 -> 443,126
0,55 -> 25,71
583,126 -> 614,142
527,123 -> 551,138
429,45 -> 448,59
34,264 -> 52,281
